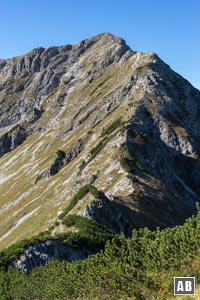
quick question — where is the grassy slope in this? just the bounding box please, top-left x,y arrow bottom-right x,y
0,49 -> 195,250
0,56 -> 139,249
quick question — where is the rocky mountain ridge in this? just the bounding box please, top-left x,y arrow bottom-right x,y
0,32 -> 200,250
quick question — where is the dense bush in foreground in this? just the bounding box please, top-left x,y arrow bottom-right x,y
0,209 -> 200,299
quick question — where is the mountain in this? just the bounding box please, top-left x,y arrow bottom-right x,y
0,32 -> 200,251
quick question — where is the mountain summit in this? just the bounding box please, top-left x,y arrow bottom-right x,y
0,33 -> 200,249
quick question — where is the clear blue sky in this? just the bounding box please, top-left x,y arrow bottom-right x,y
1,0 -> 199,89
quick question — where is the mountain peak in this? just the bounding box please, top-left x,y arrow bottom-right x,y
0,33 -> 200,249
88,32 -> 127,44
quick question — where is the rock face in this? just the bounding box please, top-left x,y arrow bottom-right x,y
0,124 -> 26,156
11,240 -> 92,274
0,32 -> 200,249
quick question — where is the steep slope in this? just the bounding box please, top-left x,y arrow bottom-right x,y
0,33 -> 200,249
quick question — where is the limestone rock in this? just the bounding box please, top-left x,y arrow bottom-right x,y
0,32 -> 200,249
11,240 -> 92,274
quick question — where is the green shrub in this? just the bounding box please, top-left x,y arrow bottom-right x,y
59,184 -> 100,219
120,157 -> 133,173
0,210 -> 200,299
79,159 -> 87,172
120,145 -> 144,180
126,174 -> 138,182
101,118 -> 123,137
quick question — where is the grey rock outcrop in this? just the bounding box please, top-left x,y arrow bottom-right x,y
79,193 -> 133,236
34,139 -> 85,182
11,240 -> 92,274
0,124 -> 26,156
